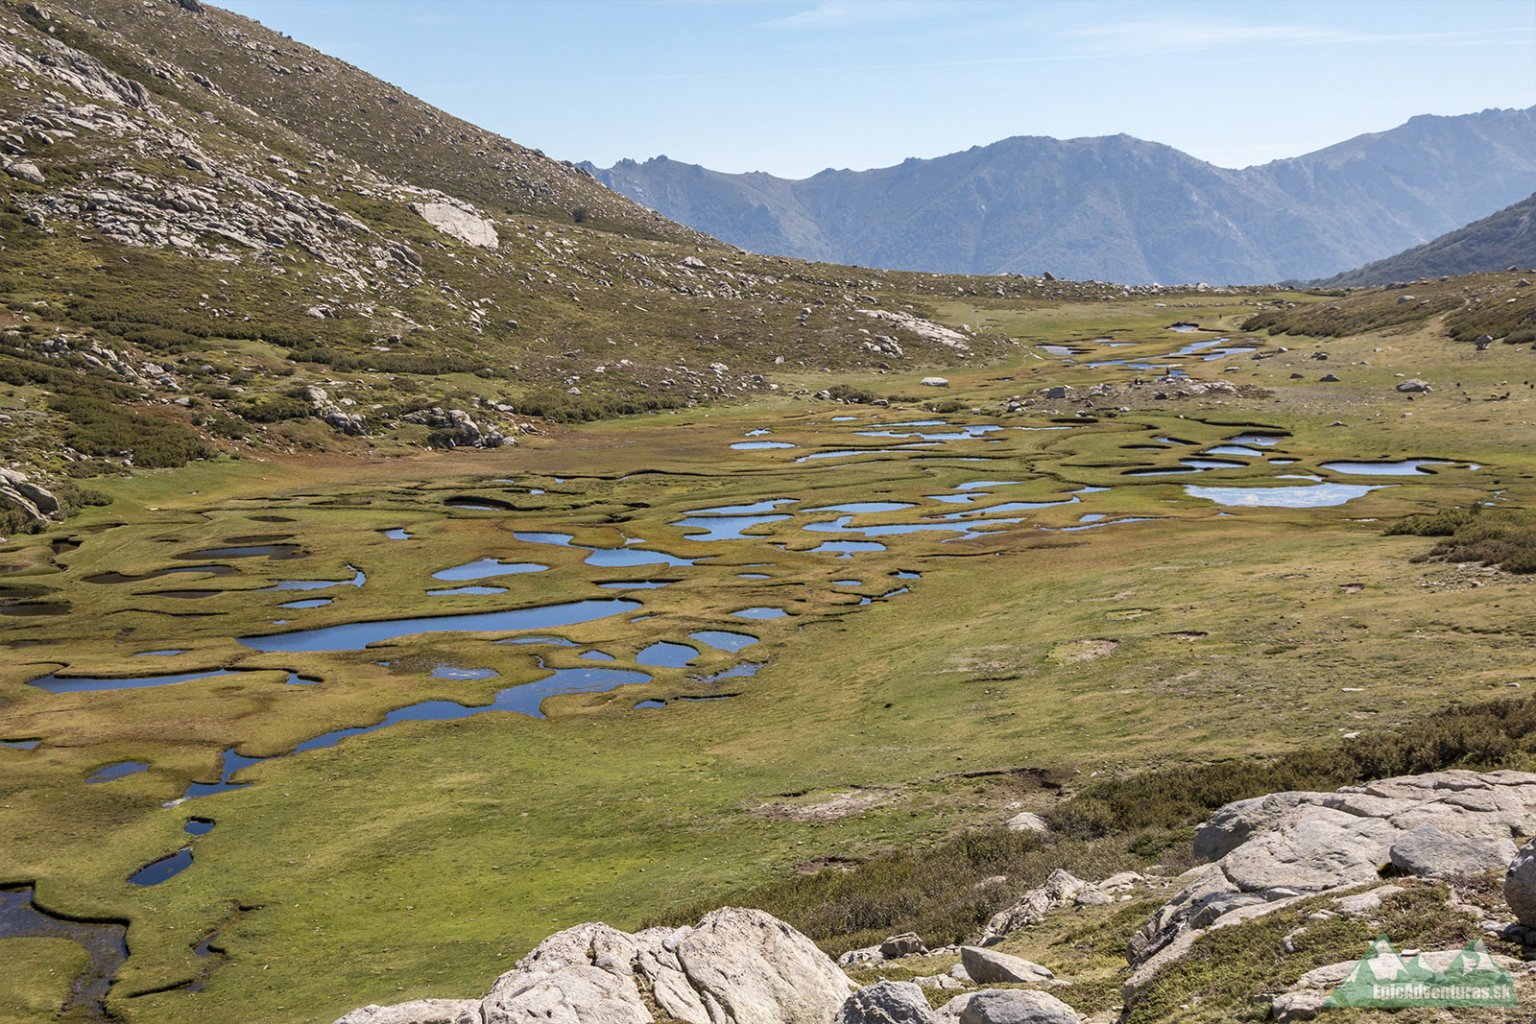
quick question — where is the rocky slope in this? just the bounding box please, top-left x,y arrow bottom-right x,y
1323,192 -> 1536,287
335,770 -> 1536,1024
3,0 -> 1134,499
586,108 -> 1536,285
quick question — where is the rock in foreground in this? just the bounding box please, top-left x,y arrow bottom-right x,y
335,907 -> 855,1024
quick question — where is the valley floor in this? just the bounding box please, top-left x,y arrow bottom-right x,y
2,291 -> 1534,1023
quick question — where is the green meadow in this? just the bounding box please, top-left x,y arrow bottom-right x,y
3,290 -> 1534,1023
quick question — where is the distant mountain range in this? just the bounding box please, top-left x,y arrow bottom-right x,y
1323,192 -> 1536,287
583,108 -> 1536,285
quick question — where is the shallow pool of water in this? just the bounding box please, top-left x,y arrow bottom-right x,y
279,598 -> 332,610
178,543 -> 303,561
29,668 -> 241,694
427,585 -> 508,596
267,566 -> 366,592
672,514 -> 792,541
86,761 -> 148,784
432,665 -> 499,680
431,558 -> 549,581
794,447 -> 931,462
1,738 -> 40,750
804,540 -> 888,556
129,847 -> 192,887
1320,459 -> 1470,476
383,528 -> 411,540
690,630 -> 760,653
701,662 -> 761,682
731,607 -> 787,620
637,641 -> 699,668
513,531 -> 695,568
0,886 -> 127,1019
239,598 -> 642,653
1185,483 -> 1384,507
1204,445 -> 1268,457
731,440 -> 796,450
134,649 -> 186,657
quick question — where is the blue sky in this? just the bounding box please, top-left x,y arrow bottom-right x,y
217,0 -> 1536,177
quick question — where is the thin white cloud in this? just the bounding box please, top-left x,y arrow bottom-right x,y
763,0 -> 969,29
1065,17 -> 1533,56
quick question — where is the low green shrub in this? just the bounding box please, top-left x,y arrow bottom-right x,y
1387,505 -> 1536,573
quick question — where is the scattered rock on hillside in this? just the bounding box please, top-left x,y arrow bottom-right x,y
4,160 -> 44,184
0,467 -> 60,524
1396,378 -> 1431,392
981,868 -> 1090,943
1506,838 -> 1536,926
1004,811 -> 1050,834
959,946 -> 1054,985
837,981 -> 937,1024
921,376 -> 950,387
880,932 -> 928,958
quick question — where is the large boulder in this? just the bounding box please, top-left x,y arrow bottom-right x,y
959,947 -> 1053,985
410,199 -> 499,249
837,982 -> 936,1024
672,907 -> 857,1024
340,908 -> 853,1024
1506,839 -> 1536,926
0,467 -> 60,525
940,990 -> 1080,1024
879,932 -> 928,959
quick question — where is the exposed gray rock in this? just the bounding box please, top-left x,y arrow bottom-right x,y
836,981 -> 936,1024
335,1000 -> 482,1024
981,869 -> 1088,943
0,467 -> 60,524
672,907 -> 857,1024
1004,812 -> 1049,834
943,989 -> 1081,1024
959,946 -> 1053,985
1388,825 -> 1517,877
342,909 -> 853,1024
1129,770 -> 1536,1008
1506,838 -> 1536,926
837,945 -> 884,968
410,199 -> 499,249
4,160 -> 44,184
879,932 -> 928,958
1395,378 -> 1431,393
920,376 -> 950,387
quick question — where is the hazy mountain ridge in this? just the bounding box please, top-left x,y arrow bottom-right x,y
1323,192 -> 1536,287
586,108 -> 1536,284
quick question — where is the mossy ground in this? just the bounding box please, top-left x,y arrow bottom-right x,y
3,291 -> 1534,1022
